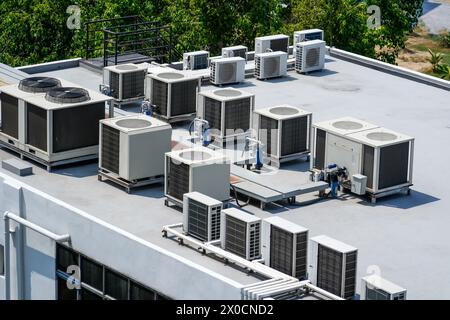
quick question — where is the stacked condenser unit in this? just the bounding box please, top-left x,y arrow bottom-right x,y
295,40 -> 326,74
361,274 -> 407,300
183,51 -> 210,70
255,34 -> 289,54
254,105 -> 312,167
198,89 -> 255,145
255,51 -> 288,80
164,146 -> 230,206
103,63 -> 147,102
262,216 -> 308,280
183,191 -> 223,242
210,57 -> 246,86
146,72 -> 201,123
309,235 -> 358,300
293,29 -> 324,54
222,45 -> 248,60
0,77 -> 111,170
311,117 -> 414,202
221,208 -> 261,261
99,115 -> 172,186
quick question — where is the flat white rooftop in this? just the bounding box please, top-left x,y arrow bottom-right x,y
1,52 -> 450,299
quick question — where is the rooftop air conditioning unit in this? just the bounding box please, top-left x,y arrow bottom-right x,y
99,115 -> 171,181
309,235 -> 358,300
221,208 -> 261,261
361,274 -> 407,300
222,45 -> 248,60
103,63 -> 147,101
255,34 -> 289,54
210,57 -> 246,86
293,29 -> 324,53
255,51 -> 288,80
262,216 -> 308,280
254,105 -> 312,167
0,77 -> 62,150
183,51 -> 210,70
164,146 -> 230,206
198,89 -> 255,146
183,191 -> 223,242
295,40 -> 326,74
146,72 -> 201,123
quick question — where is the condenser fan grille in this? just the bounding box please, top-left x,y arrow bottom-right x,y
45,87 -> 91,104
305,48 -> 320,68
19,77 -> 61,93
219,62 -> 237,84
264,57 -> 280,78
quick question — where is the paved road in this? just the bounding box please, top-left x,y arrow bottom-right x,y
420,0 -> 450,34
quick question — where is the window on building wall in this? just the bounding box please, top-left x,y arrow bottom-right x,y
81,256 -> 103,291
0,244 -> 4,276
105,268 -> 129,300
130,281 -> 156,300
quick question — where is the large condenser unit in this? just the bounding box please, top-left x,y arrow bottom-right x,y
222,45 -> 248,60
146,72 -> 201,123
210,57 -> 246,86
255,34 -> 289,54
255,51 -> 288,80
254,105 -> 312,167
295,40 -> 326,74
103,63 -> 147,101
198,89 -> 255,146
164,146 -> 230,206
99,115 -> 171,183
183,191 -> 223,242
183,51 -> 210,70
309,235 -> 358,300
262,216 -> 308,280
361,274 -> 407,300
221,208 -> 261,261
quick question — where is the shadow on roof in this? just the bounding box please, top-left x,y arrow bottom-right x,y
52,161 -> 98,178
358,189 -> 440,210
306,69 -> 339,77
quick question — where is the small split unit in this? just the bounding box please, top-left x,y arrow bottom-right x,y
361,274 -> 407,300
262,216 -> 308,280
293,29 -> 324,51
254,105 -> 312,167
210,57 -> 246,86
146,71 -> 201,123
311,117 -> 414,202
295,40 -> 326,74
183,51 -> 210,70
255,34 -> 289,54
103,63 -> 147,101
309,235 -> 358,300
221,208 -> 261,261
222,45 -> 248,60
0,77 -> 111,169
183,191 -> 223,242
164,146 -> 230,206
99,115 -> 171,182
255,51 -> 288,80
197,89 -> 255,145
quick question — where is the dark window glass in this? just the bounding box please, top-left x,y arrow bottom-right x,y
81,288 -> 103,300
81,256 -> 103,291
57,245 -> 79,272
130,281 -> 156,300
0,244 -> 4,275
156,293 -> 170,300
105,268 -> 128,300
57,277 -> 78,300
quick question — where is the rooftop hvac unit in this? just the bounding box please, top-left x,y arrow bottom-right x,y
309,235 -> 358,300
103,63 -> 147,101
361,274 -> 407,300
99,115 -> 171,181
255,34 -> 289,54
262,216 -> 308,280
293,29 -> 324,52
222,45 -> 248,60
183,51 -> 210,70
254,105 -> 312,167
295,40 -> 326,74
164,147 -> 230,206
221,208 -> 261,261
210,57 -> 246,86
146,72 -> 201,123
255,51 -> 288,80
182,191 -> 223,242
0,77 -> 61,149
198,89 -> 255,145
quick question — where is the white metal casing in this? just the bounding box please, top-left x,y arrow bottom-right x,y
351,174 -> 367,195
293,29 -> 324,52
164,146 -> 230,203
183,51 -> 210,70
254,34 -> 289,54
210,57 -> 246,85
103,63 -> 148,101
221,208 -> 262,261
295,40 -> 326,73
222,45 -> 248,60
255,51 -> 288,80
262,216 -> 309,279
99,115 -> 172,181
182,191 -> 223,242
361,274 -> 407,300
